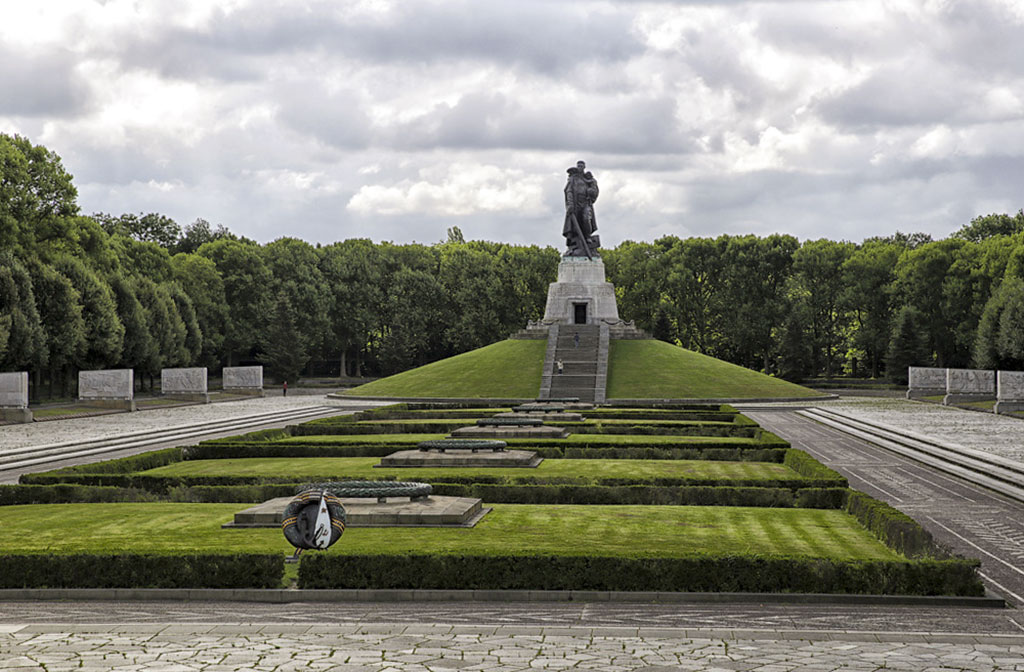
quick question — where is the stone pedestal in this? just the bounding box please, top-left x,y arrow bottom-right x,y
907,366 -> 947,399
161,367 -> 210,403
995,370 -> 1024,414
543,257 -> 620,326
78,369 -> 136,411
0,372 -> 32,423
222,366 -> 264,396
944,368 -> 995,405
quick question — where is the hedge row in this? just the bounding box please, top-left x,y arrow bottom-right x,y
0,554 -> 283,588
182,442 -> 788,462
844,491 -> 943,559
297,553 -> 983,595
431,484 -> 847,508
783,450 -> 848,486
291,421 -> 758,438
31,447 -> 184,476
18,471 -> 845,492
0,482 -> 847,508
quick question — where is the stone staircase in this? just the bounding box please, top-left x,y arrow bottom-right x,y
541,324 -> 607,403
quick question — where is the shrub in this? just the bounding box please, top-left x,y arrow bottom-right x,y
298,553 -> 983,595
0,554 -> 283,588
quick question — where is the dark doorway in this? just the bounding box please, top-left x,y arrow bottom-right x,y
573,303 -> 587,325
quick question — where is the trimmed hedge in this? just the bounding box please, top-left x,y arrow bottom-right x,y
18,471 -> 845,492
297,553 -> 983,595
0,482 -> 849,508
181,442 -> 789,462
32,447 -> 184,476
783,450 -> 848,485
0,554 -> 283,588
844,491 -> 941,559
0,484 -> 160,505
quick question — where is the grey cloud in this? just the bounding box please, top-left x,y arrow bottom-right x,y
275,84 -> 373,150
392,91 -> 699,154
104,0 -> 643,82
0,46 -> 91,117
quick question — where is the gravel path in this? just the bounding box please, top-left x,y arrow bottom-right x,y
810,396 -> 1024,464
0,393 -> 382,455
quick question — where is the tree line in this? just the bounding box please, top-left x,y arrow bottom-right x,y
3,133 -> 1024,396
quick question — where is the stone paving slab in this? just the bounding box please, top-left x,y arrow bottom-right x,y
1,623 -> 1023,671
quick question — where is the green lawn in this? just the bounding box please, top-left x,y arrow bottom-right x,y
343,340 -> 546,398
0,503 -> 899,561
141,457 -> 799,482
607,340 -> 822,399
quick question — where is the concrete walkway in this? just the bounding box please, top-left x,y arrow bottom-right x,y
2,623 -> 1023,671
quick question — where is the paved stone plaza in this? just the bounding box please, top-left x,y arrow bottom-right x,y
2,393 -> 1024,670
2,623 -> 1024,671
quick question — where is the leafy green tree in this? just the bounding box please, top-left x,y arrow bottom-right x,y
173,218 -> 235,254
953,211 -> 1024,243
170,253 -> 227,367
108,275 -> 156,380
133,277 -> 187,384
886,305 -> 930,384
54,256 -> 124,370
94,212 -> 181,249
27,261 -> 85,395
168,284 -> 203,364
378,267 -> 448,374
257,286 -> 309,383
996,278 -> 1024,367
198,239 -> 272,365
721,234 -> 798,372
260,237 -> 331,360
318,239 -> 385,377
842,241 -> 901,377
113,236 -> 174,282
0,133 -> 78,257
651,303 -> 673,343
603,240 -> 663,332
792,239 -> 855,377
0,253 -> 46,371
662,236 -> 728,354
777,294 -> 811,381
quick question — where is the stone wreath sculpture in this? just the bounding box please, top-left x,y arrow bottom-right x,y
282,481 -> 433,558
282,489 -> 347,554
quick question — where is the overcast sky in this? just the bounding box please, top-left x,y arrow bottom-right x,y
2,0 -> 1023,249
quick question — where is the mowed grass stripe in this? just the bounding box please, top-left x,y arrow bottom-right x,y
0,504 -> 899,561
139,457 -> 800,482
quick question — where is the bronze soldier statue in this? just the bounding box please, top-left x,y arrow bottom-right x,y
562,160 -> 600,258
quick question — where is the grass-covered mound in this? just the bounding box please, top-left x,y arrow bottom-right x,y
343,339 -> 546,398
607,340 -> 822,399
342,336 -> 823,400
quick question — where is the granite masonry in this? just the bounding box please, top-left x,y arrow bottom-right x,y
161,367 -> 210,403
0,371 -> 32,423
78,368 -> 135,411
944,368 -> 996,405
222,366 -> 264,396
995,370 -> 1024,414
907,366 -> 948,399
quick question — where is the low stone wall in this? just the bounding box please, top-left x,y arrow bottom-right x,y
943,368 -> 995,405
223,365 -> 264,396
0,371 -> 32,423
161,367 -> 210,403
907,366 -> 946,399
78,369 -> 136,411
995,370 -> 1024,414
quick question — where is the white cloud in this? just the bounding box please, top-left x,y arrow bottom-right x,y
348,164 -> 546,216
